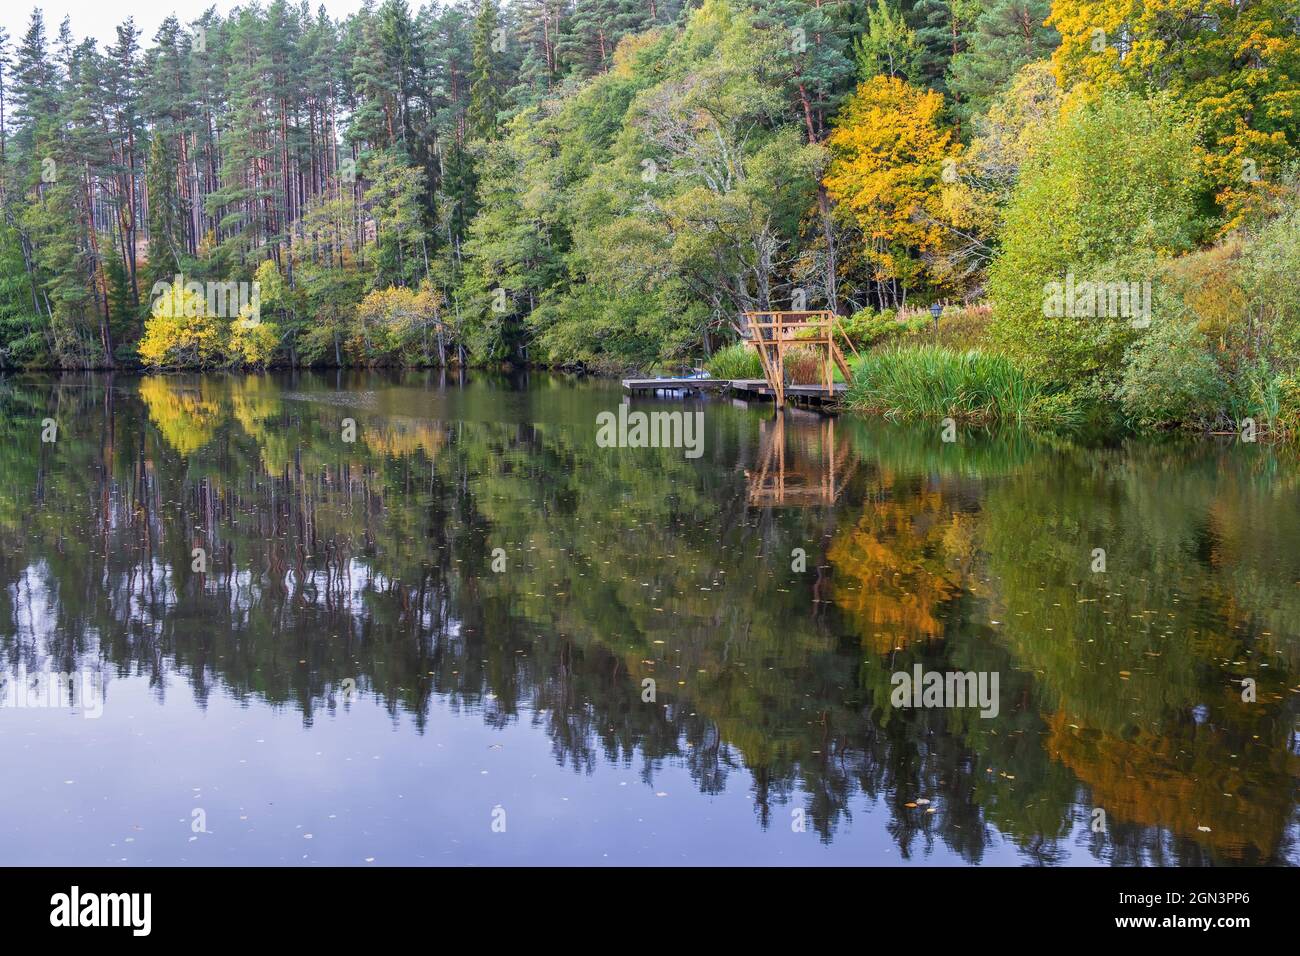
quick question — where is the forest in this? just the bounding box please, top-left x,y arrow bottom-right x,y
0,0 -> 1297,431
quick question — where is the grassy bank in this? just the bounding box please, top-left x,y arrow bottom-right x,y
842,344 -> 1076,428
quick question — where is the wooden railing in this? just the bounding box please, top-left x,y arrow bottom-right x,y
740,310 -> 856,405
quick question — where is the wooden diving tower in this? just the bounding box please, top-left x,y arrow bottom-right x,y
745,412 -> 857,507
741,310 -> 857,406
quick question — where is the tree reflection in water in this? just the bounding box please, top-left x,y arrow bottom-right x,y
0,372 -> 1295,864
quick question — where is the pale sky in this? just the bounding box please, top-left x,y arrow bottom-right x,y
1,1 -> 370,50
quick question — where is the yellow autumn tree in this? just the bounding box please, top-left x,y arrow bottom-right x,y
824,75 -> 959,293
228,303 -> 280,367
1048,0 -> 1300,228
349,281 -> 447,365
140,278 -> 279,368
137,281 -> 225,368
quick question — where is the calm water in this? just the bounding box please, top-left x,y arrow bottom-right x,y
0,371 -> 1296,866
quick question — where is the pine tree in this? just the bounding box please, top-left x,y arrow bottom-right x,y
144,133 -> 183,293
910,0 -> 982,99
516,0 -> 566,99
946,0 -> 1057,122
468,0 -> 503,140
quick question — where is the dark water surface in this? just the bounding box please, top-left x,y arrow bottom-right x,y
0,370 -> 1296,866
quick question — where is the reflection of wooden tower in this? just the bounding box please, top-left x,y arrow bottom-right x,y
741,311 -> 857,405
746,412 -> 857,506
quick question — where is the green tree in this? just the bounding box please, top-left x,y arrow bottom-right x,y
468,0 -> 504,140
946,0 -> 1058,123
988,91 -> 1206,391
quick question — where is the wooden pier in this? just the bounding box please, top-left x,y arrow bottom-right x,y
623,310 -> 857,408
621,377 -> 847,407
741,310 -> 857,405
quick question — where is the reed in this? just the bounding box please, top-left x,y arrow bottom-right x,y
844,344 -> 1064,425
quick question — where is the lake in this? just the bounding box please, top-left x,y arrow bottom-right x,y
0,370 -> 1295,866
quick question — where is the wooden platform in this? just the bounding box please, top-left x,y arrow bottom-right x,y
620,377 -> 731,393
741,310 -> 856,405
621,377 -> 846,406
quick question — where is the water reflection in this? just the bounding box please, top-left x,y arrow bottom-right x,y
746,412 -> 856,507
0,372 -> 1296,865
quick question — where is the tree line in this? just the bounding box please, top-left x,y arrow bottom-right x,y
0,0 -> 1295,377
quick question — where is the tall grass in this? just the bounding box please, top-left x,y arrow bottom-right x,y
844,344 -> 1069,426
705,342 -> 764,380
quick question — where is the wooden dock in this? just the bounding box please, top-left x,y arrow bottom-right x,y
741,311 -> 856,406
623,312 -> 856,409
622,377 -> 847,407
620,377 -> 731,394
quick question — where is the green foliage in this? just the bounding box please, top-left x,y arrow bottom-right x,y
364,150 -> 430,288
988,91 -> 1207,388
946,0 -> 1058,122
837,309 -> 928,349
468,0 -> 504,140
1274,376 -> 1300,441
1238,198 -> 1300,364
911,0 -> 982,98
853,0 -> 920,81
704,342 -> 763,379
844,344 -> 1067,425
1114,318 -> 1226,429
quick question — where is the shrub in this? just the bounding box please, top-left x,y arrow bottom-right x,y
1274,376 -> 1300,440
988,91 -> 1207,388
349,283 -> 446,365
836,309 -> 924,350
1239,199 -> 1300,365
1114,319 -> 1226,429
138,284 -> 226,369
927,303 -> 992,350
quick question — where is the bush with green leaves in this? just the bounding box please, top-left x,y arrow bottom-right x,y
1274,376 -> 1300,440
988,91 -> 1208,390
1114,318 -> 1226,430
1239,195 -> 1300,367
836,309 -> 927,350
